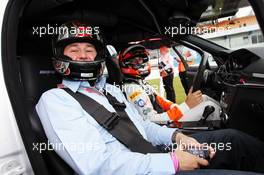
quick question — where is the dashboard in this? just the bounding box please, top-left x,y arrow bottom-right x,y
217,47 -> 264,85
214,47 -> 264,113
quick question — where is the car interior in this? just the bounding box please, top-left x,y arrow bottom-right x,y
2,0 -> 264,174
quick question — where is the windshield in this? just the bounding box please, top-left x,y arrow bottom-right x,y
195,0 -> 264,49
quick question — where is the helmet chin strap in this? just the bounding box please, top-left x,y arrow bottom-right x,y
88,80 -> 96,86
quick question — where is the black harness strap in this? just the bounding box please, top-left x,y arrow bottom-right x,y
64,88 -> 160,154
149,93 -> 165,114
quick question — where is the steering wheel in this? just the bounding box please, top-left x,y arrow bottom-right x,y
192,52 -> 210,91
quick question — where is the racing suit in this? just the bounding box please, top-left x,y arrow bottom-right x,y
123,78 -> 189,124
123,78 -> 222,125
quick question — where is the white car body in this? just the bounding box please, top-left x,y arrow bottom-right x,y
0,1 -> 34,174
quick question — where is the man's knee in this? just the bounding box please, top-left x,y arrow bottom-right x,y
204,129 -> 243,143
222,129 -> 242,137
216,129 -> 246,145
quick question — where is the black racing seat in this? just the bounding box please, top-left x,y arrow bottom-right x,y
20,53 -> 75,175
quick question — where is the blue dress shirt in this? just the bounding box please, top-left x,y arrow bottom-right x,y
36,76 -> 177,175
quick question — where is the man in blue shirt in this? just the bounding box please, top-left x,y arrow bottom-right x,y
36,21 -> 264,175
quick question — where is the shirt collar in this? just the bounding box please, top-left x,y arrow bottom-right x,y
62,76 -> 107,93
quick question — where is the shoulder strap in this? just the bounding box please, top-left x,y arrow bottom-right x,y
63,88 -> 159,154
142,81 -> 165,114
149,93 -> 165,114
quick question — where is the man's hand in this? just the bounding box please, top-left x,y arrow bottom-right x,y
185,87 -> 203,109
175,132 -> 216,159
173,149 -> 209,171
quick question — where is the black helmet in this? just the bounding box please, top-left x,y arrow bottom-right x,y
52,21 -> 106,80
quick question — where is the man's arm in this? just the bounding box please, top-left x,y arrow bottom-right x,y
155,94 -> 189,121
36,89 -> 176,174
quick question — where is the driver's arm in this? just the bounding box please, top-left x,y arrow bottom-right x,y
124,83 -> 190,123
184,87 -> 203,109
154,88 -> 203,119
155,94 -> 189,121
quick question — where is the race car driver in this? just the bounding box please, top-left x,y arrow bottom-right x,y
119,44 -> 219,125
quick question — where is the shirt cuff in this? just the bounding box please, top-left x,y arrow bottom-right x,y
148,153 -> 175,174
158,126 -> 177,145
178,102 -> 190,115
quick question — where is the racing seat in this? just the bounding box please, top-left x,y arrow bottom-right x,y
20,53 -> 75,175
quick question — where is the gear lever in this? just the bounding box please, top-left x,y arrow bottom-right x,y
199,105 -> 215,124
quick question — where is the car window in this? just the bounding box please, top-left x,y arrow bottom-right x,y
174,46 -> 200,68
147,45 -> 216,69
148,49 -> 160,68
147,47 -> 179,70
173,46 -> 217,68
195,0 -> 264,49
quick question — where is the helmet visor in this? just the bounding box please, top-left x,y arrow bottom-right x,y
124,56 -> 149,69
